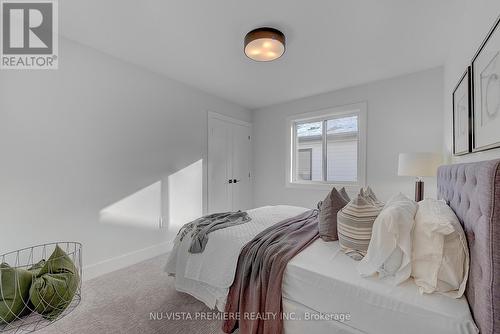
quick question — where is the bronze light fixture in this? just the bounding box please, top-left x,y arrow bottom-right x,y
244,27 -> 286,62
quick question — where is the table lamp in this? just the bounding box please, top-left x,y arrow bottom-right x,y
398,152 -> 442,202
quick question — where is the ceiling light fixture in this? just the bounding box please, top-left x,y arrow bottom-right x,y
244,27 -> 285,62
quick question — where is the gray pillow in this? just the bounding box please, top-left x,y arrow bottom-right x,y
361,186 -> 384,207
318,187 -> 350,241
339,187 -> 350,202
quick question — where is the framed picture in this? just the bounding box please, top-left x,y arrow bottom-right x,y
453,68 -> 472,155
472,15 -> 500,152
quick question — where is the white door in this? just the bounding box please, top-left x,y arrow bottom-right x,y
208,117 -> 233,213
231,123 -> 252,211
208,113 -> 252,213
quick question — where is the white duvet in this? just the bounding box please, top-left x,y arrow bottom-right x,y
165,205 -> 309,311
165,205 -> 478,334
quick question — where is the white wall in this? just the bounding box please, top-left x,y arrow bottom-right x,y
168,159 -> 203,234
444,0 -> 500,163
0,38 -> 251,277
253,68 -> 443,208
99,181 -> 162,229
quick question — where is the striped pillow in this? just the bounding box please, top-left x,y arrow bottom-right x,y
338,191 -> 382,260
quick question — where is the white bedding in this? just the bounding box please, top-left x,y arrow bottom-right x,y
165,205 -> 309,310
284,239 -> 478,334
166,205 -> 478,334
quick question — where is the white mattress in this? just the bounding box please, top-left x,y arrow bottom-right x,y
283,239 -> 478,334
283,298 -> 365,334
166,205 -> 309,311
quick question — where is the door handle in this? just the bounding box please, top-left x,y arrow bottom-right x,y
233,179 -> 240,183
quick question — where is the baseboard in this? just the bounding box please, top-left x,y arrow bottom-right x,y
83,241 -> 173,281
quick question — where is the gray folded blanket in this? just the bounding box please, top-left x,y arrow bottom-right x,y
178,211 -> 252,253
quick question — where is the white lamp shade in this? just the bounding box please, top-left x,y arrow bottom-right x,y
398,152 -> 442,177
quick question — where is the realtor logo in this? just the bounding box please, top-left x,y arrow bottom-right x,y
1,0 -> 58,69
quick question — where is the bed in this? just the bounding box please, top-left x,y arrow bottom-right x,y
282,240 -> 476,334
437,159 -> 500,334
166,159 -> 500,334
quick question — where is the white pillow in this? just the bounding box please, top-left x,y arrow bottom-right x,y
357,193 -> 417,284
411,199 -> 469,298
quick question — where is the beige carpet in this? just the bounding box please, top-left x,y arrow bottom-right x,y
36,255 -> 227,334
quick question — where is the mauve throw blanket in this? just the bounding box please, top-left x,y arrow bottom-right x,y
222,209 -> 320,334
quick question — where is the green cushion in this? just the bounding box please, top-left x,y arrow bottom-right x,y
29,246 -> 79,320
0,264 -> 32,324
0,260 -> 44,324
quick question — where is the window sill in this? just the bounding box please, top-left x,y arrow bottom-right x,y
286,181 -> 362,191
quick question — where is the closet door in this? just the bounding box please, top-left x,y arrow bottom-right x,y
231,123 -> 252,211
208,117 -> 233,213
208,113 -> 252,213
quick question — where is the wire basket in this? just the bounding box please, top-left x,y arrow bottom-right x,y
0,242 -> 82,334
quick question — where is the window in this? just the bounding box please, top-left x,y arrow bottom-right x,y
297,149 -> 312,180
287,103 -> 366,188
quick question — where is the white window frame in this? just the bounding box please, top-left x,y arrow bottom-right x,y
286,102 -> 367,190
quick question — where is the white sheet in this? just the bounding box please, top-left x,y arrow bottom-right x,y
165,205 -> 309,310
283,298 -> 365,334
166,205 -> 478,334
357,193 -> 417,284
283,239 -> 478,334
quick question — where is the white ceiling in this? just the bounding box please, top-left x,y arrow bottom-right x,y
60,0 -> 454,109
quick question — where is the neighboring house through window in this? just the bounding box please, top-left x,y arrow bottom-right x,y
298,148 -> 312,180
287,102 -> 367,189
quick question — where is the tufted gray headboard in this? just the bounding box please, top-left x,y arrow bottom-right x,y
437,159 -> 500,334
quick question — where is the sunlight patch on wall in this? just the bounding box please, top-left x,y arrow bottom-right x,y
99,159 -> 203,232
99,181 -> 161,229
168,159 -> 203,232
